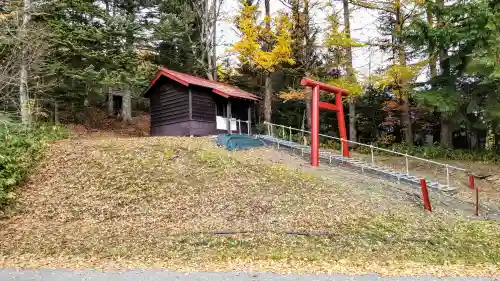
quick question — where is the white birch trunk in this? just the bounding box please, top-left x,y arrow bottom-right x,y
19,0 -> 31,125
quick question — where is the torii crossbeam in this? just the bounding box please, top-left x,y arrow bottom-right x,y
300,78 -> 350,167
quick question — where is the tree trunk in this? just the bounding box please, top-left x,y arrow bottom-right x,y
401,96 -> 412,144
395,0 -> 412,144
19,63 -> 30,125
426,6 -> 438,147
204,0 -> 214,80
123,0 -> 135,121
19,0 -> 31,125
343,0 -> 357,146
264,74 -> 272,122
348,101 -> 356,144
264,0 -> 271,53
495,133 -> 500,155
263,0 -> 272,122
83,96 -> 91,126
264,0 -> 270,29
305,88 -> 312,130
440,115 -> 452,148
436,0 -> 453,148
300,108 -> 306,141
212,0 -> 217,81
104,0 -> 110,15
54,100 -> 59,124
426,6 -> 437,78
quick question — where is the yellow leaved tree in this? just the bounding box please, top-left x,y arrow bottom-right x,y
369,61 -> 427,137
230,1 -> 295,122
279,5 -> 364,137
325,7 -> 363,144
370,62 -> 427,94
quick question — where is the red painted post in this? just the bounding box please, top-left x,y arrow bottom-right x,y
419,179 -> 432,212
468,175 -> 480,216
311,85 -> 320,167
469,175 -> 475,189
335,90 -> 349,158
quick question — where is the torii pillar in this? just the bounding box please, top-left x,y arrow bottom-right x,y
301,78 -> 350,167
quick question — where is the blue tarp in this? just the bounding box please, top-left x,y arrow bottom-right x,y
216,134 -> 265,151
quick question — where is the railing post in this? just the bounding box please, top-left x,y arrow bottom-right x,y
405,155 -> 409,175
282,125 -> 285,139
475,184 -> 479,216
266,122 -> 270,136
289,126 -> 292,142
270,123 -> 274,137
469,175 -> 475,190
238,120 -> 241,134
340,138 -> 344,158
370,145 -> 375,166
247,121 -> 250,135
446,165 -> 450,188
470,175 -> 479,216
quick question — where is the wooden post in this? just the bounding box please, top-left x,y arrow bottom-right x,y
122,89 -> 132,122
108,92 -> 114,116
419,179 -> 432,212
188,87 -> 193,120
226,100 -> 232,134
247,105 -> 252,135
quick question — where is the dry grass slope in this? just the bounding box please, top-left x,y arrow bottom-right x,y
0,137 -> 499,276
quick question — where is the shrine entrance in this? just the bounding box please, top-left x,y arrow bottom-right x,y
300,78 -> 350,166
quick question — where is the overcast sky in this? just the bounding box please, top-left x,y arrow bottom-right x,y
215,0 -> 391,81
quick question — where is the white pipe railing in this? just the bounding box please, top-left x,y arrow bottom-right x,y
264,121 -> 468,188
232,118 -> 250,135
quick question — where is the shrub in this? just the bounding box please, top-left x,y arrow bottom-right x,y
349,141 -> 499,163
0,122 -> 68,207
385,142 -> 499,162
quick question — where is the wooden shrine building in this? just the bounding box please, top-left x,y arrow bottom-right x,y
143,68 -> 259,136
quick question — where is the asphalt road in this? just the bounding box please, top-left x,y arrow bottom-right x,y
0,270 -> 496,281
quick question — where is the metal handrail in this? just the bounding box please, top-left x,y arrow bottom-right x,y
229,118 -> 250,135
263,121 -> 468,188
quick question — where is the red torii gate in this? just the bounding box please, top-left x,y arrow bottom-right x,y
300,78 -> 350,167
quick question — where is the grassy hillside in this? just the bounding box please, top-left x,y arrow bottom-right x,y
0,137 -> 498,276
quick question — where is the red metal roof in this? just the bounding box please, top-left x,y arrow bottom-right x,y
144,68 -> 260,101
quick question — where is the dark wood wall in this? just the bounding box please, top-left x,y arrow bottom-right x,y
149,79 -> 218,136
150,77 -> 189,128
191,86 -> 216,122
